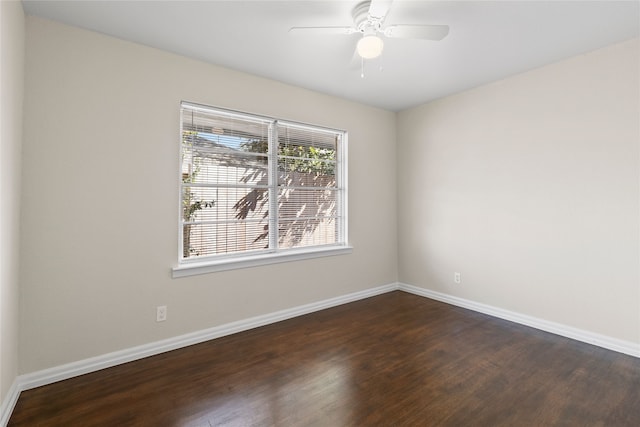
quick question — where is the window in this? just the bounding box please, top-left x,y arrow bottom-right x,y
174,102 -> 349,276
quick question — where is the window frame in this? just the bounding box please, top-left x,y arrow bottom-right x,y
173,102 -> 351,278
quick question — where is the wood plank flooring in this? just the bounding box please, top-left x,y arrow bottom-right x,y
9,291 -> 640,426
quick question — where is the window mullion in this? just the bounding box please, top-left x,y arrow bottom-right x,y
337,133 -> 346,244
268,122 -> 279,251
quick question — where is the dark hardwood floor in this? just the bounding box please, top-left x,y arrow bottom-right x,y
9,291 -> 640,426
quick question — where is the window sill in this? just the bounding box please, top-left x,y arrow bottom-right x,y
172,246 -> 353,278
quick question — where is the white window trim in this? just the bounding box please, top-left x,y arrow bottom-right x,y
173,102 -> 350,278
172,245 -> 353,278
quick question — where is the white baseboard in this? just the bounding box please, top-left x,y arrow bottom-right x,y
0,380 -> 20,427
4,281 -> 638,425
15,283 -> 398,394
398,282 -> 640,358
1,283 -> 397,425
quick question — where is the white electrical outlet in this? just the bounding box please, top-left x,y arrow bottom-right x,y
156,305 -> 167,322
454,272 -> 461,284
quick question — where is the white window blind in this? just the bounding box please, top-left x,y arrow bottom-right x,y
179,102 -> 347,264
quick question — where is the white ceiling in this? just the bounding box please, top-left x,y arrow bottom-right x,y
22,0 -> 640,112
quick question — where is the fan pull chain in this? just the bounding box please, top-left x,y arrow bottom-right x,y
361,56 -> 365,79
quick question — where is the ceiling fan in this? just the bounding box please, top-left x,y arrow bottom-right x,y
289,0 -> 450,60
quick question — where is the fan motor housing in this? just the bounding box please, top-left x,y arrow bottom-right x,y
352,1 -> 371,26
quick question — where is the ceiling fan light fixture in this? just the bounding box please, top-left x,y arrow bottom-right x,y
357,35 -> 384,59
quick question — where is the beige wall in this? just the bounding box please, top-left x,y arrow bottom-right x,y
0,0 -> 24,400
19,16 -> 397,373
15,15 -> 640,378
397,38 -> 640,343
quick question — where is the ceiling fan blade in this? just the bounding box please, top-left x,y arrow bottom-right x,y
289,26 -> 356,36
368,0 -> 393,19
349,48 -> 362,71
383,24 -> 450,41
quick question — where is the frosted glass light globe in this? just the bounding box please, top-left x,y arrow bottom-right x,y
357,35 -> 384,59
